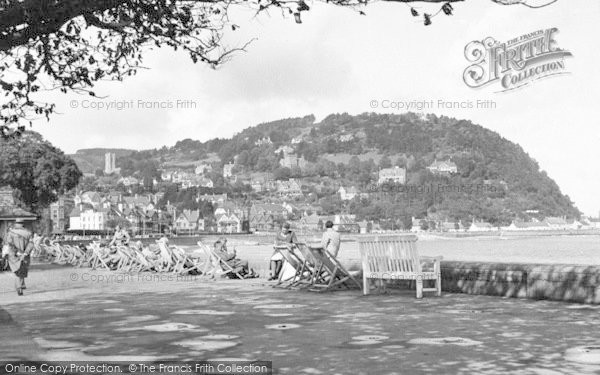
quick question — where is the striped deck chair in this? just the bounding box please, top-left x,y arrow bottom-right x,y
169,245 -> 203,275
197,241 -> 245,279
88,243 -> 112,271
197,241 -> 225,278
272,244 -> 310,289
306,245 -> 362,292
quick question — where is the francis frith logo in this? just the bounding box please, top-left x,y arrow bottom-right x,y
463,28 -> 572,92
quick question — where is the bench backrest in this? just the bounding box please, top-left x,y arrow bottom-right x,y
357,235 -> 421,275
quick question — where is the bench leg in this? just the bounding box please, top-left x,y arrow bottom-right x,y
416,277 -> 423,299
363,275 -> 369,295
436,273 -> 442,296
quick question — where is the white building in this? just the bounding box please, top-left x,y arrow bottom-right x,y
69,207 -> 108,231
338,186 -> 358,201
223,163 -> 235,178
378,166 -> 406,185
427,160 -> 458,175
468,221 -> 496,232
194,164 -> 213,175
118,176 -> 140,187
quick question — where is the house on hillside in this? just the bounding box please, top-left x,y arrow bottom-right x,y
223,163 -> 235,178
197,193 -> 228,204
427,160 -> 458,175
118,176 -> 140,186
274,145 -> 294,155
338,186 -> 358,201
378,166 -> 406,185
194,164 -> 213,175
251,180 -> 264,193
276,179 -> 303,198
279,153 -> 307,170
255,137 -> 273,146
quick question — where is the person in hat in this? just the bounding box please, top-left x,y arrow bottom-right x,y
1,219 -> 34,295
269,222 -> 299,281
109,225 -> 130,247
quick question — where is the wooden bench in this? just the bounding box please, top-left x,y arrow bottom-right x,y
357,234 -> 442,298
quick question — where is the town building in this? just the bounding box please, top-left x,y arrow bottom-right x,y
279,153 -> 307,169
338,186 -> 359,201
543,216 -> 569,230
194,164 -> 213,175
427,160 -> 458,175
69,205 -> 109,231
49,196 -> 75,234
468,220 -> 496,232
175,209 -> 204,234
223,163 -> 235,178
255,137 -> 273,146
276,179 -> 303,198
378,166 -> 407,185
216,212 -> 242,233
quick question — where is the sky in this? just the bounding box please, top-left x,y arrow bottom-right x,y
31,0 -> 600,216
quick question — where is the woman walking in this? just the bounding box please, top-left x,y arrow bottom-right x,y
1,219 -> 34,296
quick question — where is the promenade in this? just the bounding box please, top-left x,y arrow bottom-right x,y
1,264 -> 600,374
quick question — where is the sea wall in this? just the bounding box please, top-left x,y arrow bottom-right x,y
440,261 -> 600,304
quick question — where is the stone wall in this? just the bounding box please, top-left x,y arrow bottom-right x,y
441,261 -> 600,304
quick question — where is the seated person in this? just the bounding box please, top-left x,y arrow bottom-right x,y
213,238 -> 256,278
109,226 -> 130,247
269,222 -> 299,281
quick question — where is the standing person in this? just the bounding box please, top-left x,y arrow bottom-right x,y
2,219 -> 34,296
321,220 -> 341,257
0,236 -> 6,271
269,222 -> 298,281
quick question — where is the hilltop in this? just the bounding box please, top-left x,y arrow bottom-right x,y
74,113 -> 580,226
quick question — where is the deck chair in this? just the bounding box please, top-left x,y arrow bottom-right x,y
357,235 -> 442,298
197,241 -> 244,279
169,244 -> 203,275
272,244 -> 312,289
306,245 -> 362,292
155,240 -> 179,272
88,242 -> 112,271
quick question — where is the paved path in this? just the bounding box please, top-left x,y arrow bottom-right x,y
1,265 -> 600,374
